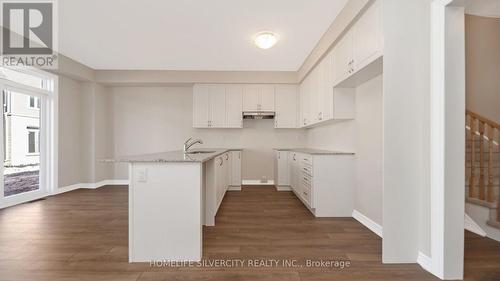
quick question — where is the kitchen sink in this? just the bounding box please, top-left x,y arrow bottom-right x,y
186,150 -> 215,154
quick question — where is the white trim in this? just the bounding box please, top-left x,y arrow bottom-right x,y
276,185 -> 292,191
228,185 -> 242,191
352,210 -> 383,238
430,1 -> 466,279
242,180 -> 275,185
464,213 -> 487,237
55,180 -> 129,195
417,252 -> 433,273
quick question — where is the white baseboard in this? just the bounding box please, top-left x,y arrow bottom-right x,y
276,185 -> 292,191
228,185 -> 242,191
352,210 -> 383,238
57,179 -> 129,194
417,252 -> 433,273
242,180 -> 275,185
464,213 -> 487,237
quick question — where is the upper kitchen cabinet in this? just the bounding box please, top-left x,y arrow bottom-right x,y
225,85 -> 243,128
275,85 -> 298,128
353,0 -> 383,71
332,30 -> 354,86
334,0 -> 383,88
193,85 -> 226,128
243,85 -> 275,112
193,84 -> 242,128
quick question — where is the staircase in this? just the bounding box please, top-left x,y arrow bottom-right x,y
465,110 -> 500,232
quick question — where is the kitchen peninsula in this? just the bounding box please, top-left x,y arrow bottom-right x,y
114,148 -> 242,262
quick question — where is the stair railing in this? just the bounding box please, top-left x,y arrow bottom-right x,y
466,110 -> 500,221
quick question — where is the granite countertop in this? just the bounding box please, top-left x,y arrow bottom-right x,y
101,148 -> 243,163
274,148 -> 355,155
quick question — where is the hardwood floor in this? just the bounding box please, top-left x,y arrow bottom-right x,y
0,186 -> 499,281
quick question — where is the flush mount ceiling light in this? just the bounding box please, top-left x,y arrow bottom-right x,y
253,31 -> 279,49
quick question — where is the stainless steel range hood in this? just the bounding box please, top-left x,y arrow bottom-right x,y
243,111 -> 275,120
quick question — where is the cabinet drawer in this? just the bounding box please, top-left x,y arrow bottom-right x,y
301,188 -> 311,205
301,154 -> 313,165
301,165 -> 312,176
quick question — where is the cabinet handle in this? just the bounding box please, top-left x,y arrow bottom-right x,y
219,157 -> 223,166
303,191 -> 308,196
293,154 -> 296,161
225,154 -> 229,160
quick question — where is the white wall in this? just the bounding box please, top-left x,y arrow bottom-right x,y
58,76 -> 84,187
306,75 -> 383,226
382,0 -> 432,263
465,15 -> 500,123
109,86 -> 307,181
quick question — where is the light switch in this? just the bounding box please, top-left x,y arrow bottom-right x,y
137,168 -> 147,183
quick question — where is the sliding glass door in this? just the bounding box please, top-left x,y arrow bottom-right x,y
0,68 -> 56,208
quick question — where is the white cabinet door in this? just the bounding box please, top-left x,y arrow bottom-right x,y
260,85 -> 275,111
225,85 -> 243,128
299,77 -> 310,127
209,86 -> 226,128
332,30 -> 354,85
243,85 -> 260,111
230,151 -> 241,186
193,85 -> 210,128
353,0 -> 382,71
277,151 -> 289,186
309,67 -> 320,124
321,51 -> 334,121
275,85 -> 298,128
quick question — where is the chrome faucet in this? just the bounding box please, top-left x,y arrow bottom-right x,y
183,138 -> 203,153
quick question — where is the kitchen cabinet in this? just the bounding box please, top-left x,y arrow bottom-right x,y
288,151 -> 300,193
225,85 -> 243,128
193,85 -> 226,128
299,78 -> 310,127
353,0 -> 382,71
285,150 -> 355,217
332,30 -> 354,86
193,84 -> 243,128
193,85 -> 210,128
243,85 -> 275,111
275,85 -> 298,128
274,150 -> 290,189
230,150 -> 241,187
209,87 -> 226,128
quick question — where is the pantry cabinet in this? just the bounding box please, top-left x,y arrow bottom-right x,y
243,85 -> 275,112
275,85 -> 298,128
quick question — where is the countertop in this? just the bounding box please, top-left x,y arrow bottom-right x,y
274,148 -> 355,155
102,148 -> 243,163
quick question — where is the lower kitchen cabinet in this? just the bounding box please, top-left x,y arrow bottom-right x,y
229,150 -> 242,188
204,151 -> 234,226
274,150 -> 290,189
276,149 -> 355,217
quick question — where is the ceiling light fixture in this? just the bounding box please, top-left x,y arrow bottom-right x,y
253,31 -> 279,49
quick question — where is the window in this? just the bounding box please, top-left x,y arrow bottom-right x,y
27,128 -> 39,154
29,96 -> 40,109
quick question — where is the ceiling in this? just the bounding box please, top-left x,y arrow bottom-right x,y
466,0 -> 500,18
59,0 -> 348,71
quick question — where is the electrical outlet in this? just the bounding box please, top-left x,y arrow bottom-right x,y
137,168 -> 147,183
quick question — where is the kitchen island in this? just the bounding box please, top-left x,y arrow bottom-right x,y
112,148 -> 242,262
